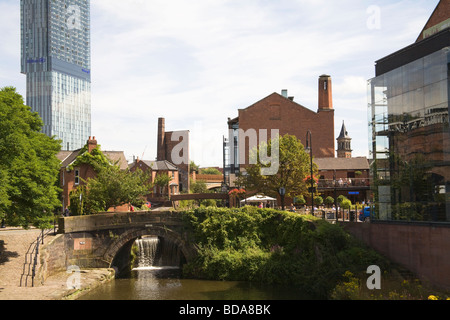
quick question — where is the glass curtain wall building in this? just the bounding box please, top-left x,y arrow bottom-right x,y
21,0 -> 91,151
368,29 -> 450,223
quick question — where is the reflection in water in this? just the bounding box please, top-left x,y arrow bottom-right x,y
80,235 -> 311,300
79,268 -> 310,300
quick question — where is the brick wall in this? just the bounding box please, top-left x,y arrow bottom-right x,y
416,1 -> 450,42
342,222 -> 450,291
237,92 -> 335,165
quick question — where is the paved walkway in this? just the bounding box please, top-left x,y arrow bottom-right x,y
0,227 -> 114,300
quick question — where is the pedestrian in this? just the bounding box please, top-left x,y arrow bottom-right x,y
64,207 -> 70,217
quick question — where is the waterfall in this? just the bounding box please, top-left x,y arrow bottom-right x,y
133,236 -> 181,271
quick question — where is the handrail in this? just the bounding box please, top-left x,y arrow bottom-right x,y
20,229 -> 53,287
31,235 -> 40,287
318,178 -> 372,188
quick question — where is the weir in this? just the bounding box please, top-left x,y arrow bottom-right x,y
133,236 -> 183,271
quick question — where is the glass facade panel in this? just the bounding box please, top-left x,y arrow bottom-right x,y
21,0 -> 91,150
368,47 -> 450,223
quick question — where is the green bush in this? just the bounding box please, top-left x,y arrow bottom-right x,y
181,206 -> 389,298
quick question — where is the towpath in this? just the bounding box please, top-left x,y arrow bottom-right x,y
0,227 -> 113,300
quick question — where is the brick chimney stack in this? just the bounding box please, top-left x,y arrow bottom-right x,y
318,74 -> 333,111
157,118 -> 165,161
87,136 -> 97,153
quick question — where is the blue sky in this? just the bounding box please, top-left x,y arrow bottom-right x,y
0,0 -> 440,167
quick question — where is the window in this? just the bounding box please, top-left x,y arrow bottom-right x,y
74,168 -> 80,185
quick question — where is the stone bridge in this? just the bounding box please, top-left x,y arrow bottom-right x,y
57,211 -> 197,275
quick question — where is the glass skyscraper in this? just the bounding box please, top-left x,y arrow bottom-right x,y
21,0 -> 91,151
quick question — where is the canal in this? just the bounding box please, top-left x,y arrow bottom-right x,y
78,268 -> 311,300
79,235 -> 312,300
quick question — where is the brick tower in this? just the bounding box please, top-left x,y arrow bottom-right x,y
318,74 -> 333,111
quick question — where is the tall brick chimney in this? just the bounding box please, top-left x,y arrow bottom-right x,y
87,136 -> 97,153
318,74 -> 333,111
157,118 -> 165,161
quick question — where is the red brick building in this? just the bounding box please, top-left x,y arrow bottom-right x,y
226,75 -> 335,184
156,117 -> 190,192
57,137 -> 128,212
129,158 -> 180,199
225,75 -> 372,205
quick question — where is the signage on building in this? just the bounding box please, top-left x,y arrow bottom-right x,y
27,58 -> 46,63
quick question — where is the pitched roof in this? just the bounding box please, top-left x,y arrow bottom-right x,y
242,92 -> 317,115
132,159 -> 179,171
337,121 -> 351,140
104,151 -> 128,170
315,157 -> 369,171
57,149 -> 128,170
58,149 -> 82,168
416,0 -> 450,43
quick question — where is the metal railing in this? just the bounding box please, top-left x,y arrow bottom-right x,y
20,229 -> 53,287
318,178 -> 371,189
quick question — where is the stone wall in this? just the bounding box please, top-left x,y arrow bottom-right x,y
341,221 -> 450,291
36,234 -> 67,285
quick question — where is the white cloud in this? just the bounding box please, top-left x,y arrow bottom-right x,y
0,0 -> 440,166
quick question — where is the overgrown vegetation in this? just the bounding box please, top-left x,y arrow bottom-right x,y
181,206 -> 391,299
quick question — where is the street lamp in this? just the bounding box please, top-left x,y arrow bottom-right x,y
305,131 -> 314,216
334,169 -> 338,224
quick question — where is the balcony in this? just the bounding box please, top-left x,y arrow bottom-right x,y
318,178 -> 371,190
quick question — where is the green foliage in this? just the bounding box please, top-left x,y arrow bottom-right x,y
314,196 -> 324,206
237,134 -> 317,201
70,166 -> 152,214
324,196 -> 335,207
199,167 -> 221,175
294,195 -> 306,205
190,179 -> 208,194
181,206 -> 389,298
190,161 -> 199,173
68,144 -> 111,172
153,173 -> 172,188
0,87 -> 61,228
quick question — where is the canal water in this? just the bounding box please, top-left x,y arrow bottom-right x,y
79,236 -> 312,300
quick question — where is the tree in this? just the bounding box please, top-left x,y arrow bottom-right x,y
200,167 -> 221,175
70,166 -> 152,214
294,195 -> 306,206
153,173 -> 172,196
0,87 -> 62,228
189,161 -> 199,173
324,196 -> 335,207
314,195 -> 324,206
238,134 -> 317,209
190,179 -> 208,194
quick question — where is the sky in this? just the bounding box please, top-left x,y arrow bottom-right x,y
0,0 -> 440,167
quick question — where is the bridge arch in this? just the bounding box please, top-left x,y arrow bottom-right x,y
103,226 -> 197,271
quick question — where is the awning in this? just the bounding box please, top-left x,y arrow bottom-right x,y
240,194 -> 277,203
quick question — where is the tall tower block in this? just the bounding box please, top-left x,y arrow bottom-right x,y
20,0 -> 92,150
